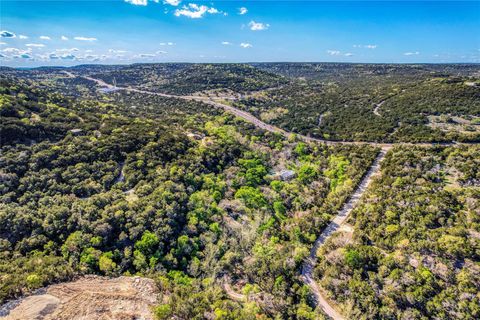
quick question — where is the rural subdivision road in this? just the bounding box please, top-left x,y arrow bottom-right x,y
300,147 -> 389,319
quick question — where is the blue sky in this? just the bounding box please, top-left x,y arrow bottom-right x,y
1,1 -> 479,66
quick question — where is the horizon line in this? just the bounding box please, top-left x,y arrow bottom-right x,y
5,61 -> 480,69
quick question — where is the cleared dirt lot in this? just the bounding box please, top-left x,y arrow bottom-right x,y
1,276 -> 158,320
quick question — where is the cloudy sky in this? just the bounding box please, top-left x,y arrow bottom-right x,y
1,1 -> 479,67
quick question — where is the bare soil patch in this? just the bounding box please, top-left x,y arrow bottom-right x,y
1,276 -> 158,320
427,115 -> 480,134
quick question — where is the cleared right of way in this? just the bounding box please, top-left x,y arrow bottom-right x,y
300,147 -> 390,320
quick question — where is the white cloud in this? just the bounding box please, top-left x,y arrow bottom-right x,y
221,41 -> 232,45
3,48 -> 19,53
41,52 -> 80,62
327,50 -> 341,56
19,35 -> 28,39
164,0 -> 181,6
55,52 -> 106,62
139,53 -> 156,57
26,43 -> 45,47
60,54 -> 76,60
0,31 -> 16,38
3,47 -> 20,53
56,48 -> 79,53
353,44 -> 377,49
109,49 -> 127,53
328,50 -> 354,57
240,43 -> 252,48
83,54 -> 100,61
61,36 -> 69,41
175,3 -> 222,19
156,50 -> 167,54
39,36 -> 51,40
2,47 -> 32,59
239,7 -> 247,15
3,47 -> 31,54
248,21 -> 269,31
160,42 -> 174,46
125,0 -> 148,5
404,51 -> 420,56
74,36 -> 97,41
0,42 -> 6,45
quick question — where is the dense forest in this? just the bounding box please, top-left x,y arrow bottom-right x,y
314,146 -> 480,319
73,63 -> 288,95
1,63 -> 479,319
0,74 -> 379,318
235,64 -> 480,143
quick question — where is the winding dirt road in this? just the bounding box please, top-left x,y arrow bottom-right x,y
300,147 -> 389,319
373,101 -> 385,117
222,277 -> 246,301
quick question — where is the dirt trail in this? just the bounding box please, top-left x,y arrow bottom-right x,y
373,100 -> 385,117
1,276 -> 157,320
223,278 -> 246,301
300,147 -> 389,320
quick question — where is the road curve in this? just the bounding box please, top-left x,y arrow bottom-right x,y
65,72 -> 477,149
373,101 -> 384,117
222,277 -> 246,301
300,147 -> 389,319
